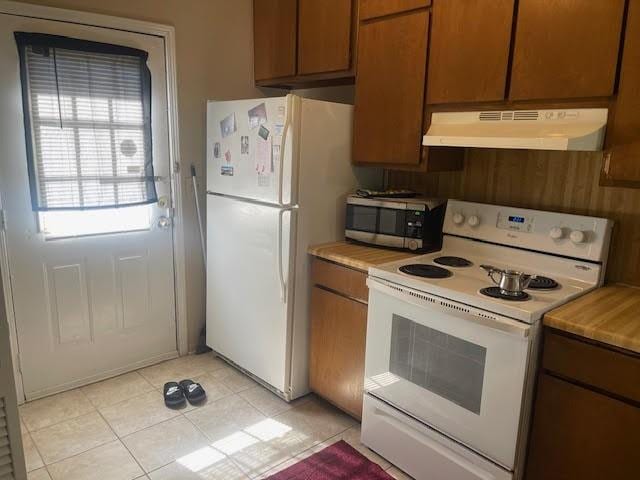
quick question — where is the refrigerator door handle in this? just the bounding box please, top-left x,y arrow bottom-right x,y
277,208 -> 286,303
278,97 -> 293,207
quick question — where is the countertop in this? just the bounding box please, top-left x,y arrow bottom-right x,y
308,241 -> 417,272
544,284 -> 640,354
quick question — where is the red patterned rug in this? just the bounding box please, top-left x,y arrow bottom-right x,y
265,440 -> 395,480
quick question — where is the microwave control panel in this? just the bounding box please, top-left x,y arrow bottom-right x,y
405,209 -> 425,238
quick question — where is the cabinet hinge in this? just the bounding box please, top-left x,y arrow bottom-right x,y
0,209 -> 6,232
173,162 -> 180,174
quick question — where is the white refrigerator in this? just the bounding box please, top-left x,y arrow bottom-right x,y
206,94 -> 380,400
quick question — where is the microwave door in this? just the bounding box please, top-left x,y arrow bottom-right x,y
346,203 -> 410,249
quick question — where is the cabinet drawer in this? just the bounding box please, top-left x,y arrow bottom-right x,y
311,258 -> 368,303
543,330 -> 640,403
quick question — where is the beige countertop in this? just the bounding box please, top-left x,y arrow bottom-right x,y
544,284 -> 640,354
308,241 -> 417,272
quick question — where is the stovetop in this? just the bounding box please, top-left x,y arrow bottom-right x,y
369,236 -> 603,324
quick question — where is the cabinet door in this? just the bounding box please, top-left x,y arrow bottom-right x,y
603,0 -> 640,186
253,0 -> 297,82
298,0 -> 353,76
510,0 -> 625,101
309,287 -> 367,419
526,374 -> 640,480
427,0 -> 514,104
354,9 -> 429,166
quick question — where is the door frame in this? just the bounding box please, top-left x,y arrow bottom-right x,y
0,0 -> 189,403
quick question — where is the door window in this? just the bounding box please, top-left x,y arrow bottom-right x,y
15,33 -> 158,238
38,205 -> 151,239
389,314 -> 487,414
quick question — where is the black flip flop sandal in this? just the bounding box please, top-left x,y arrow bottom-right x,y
179,379 -> 207,405
164,381 -> 186,408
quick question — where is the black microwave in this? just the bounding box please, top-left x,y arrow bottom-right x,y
345,196 -> 446,251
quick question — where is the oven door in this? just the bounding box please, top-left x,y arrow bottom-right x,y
365,277 -> 532,469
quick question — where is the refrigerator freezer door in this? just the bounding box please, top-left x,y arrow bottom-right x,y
206,96 -> 293,206
206,194 -> 294,394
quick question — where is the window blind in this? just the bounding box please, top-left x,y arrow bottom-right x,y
15,32 -> 157,211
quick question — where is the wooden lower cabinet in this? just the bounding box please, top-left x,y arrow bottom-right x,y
525,330 -> 640,479
526,374 -> 640,480
309,285 -> 367,419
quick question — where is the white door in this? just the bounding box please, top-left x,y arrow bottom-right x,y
206,96 -> 295,206
365,278 -> 532,469
0,14 -> 177,399
206,194 -> 294,395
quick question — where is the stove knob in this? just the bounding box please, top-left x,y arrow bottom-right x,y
570,230 -> 586,244
407,239 -> 419,251
549,227 -> 564,240
452,213 -> 465,225
467,215 -> 480,227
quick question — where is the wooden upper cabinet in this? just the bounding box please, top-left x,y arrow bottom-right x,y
359,0 -> 430,20
602,0 -> 640,186
509,0 -> 626,101
298,0 -> 353,76
426,0 -> 515,104
353,9 -> 430,166
253,0 -> 297,81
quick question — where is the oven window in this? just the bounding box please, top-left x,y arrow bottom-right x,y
346,205 -> 378,233
389,314 -> 486,414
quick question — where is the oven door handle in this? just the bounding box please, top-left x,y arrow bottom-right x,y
367,277 -> 531,338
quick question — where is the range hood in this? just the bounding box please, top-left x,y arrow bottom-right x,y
423,108 -> 608,151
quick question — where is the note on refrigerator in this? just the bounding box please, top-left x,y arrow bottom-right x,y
255,135 -> 270,178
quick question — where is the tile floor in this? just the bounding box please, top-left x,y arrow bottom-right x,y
19,353 -> 412,480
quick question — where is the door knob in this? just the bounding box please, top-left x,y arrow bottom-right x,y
158,216 -> 172,229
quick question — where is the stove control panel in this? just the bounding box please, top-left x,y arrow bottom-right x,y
497,213 -> 534,233
443,200 -> 613,263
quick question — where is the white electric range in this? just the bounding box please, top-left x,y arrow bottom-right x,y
361,200 -> 613,480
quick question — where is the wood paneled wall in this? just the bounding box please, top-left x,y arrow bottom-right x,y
388,149 -> 640,286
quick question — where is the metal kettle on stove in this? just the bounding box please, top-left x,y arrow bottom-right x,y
480,265 -> 537,296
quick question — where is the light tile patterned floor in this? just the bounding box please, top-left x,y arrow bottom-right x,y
20,353 -> 413,480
